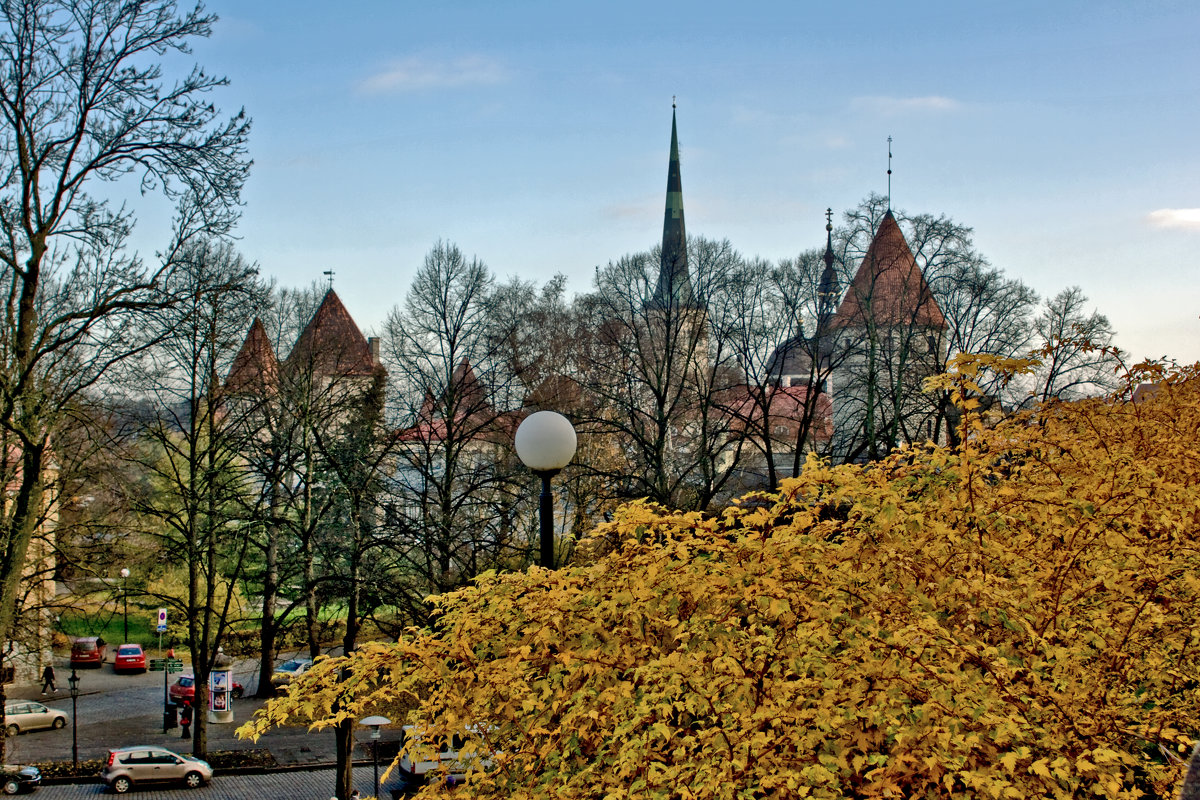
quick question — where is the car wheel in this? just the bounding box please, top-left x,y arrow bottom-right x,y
183,771 -> 204,789
112,776 -> 132,793
3,779 -> 19,795
52,716 -> 66,729
4,724 -> 16,737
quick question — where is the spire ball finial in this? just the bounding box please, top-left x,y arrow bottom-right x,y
672,95 -> 676,109
825,207 -> 833,232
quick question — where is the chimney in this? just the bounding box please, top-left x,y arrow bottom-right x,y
368,337 -> 381,364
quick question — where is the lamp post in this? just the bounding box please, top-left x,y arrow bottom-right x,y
360,715 -> 391,799
68,669 -> 80,768
119,567 -> 130,642
515,411 -> 577,568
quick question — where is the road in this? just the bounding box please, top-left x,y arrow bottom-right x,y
2,652 -> 412,797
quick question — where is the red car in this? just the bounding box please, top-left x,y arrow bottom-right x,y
69,637 -> 106,668
168,674 -> 244,704
112,643 -> 146,673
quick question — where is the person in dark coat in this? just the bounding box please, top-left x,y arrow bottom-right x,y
40,665 -> 55,694
180,701 -> 193,739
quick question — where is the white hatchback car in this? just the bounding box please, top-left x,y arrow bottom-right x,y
4,701 -> 67,736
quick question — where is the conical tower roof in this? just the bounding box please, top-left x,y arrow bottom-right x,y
831,211 -> 945,329
650,106 -> 696,311
284,289 -> 376,378
224,318 -> 279,395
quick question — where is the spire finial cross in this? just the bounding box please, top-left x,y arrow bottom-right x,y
825,207 -> 833,231
672,95 -> 676,109
323,270 -> 335,289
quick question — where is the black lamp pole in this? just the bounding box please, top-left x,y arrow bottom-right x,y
359,716 -> 390,799
536,469 -> 559,568
68,669 -> 80,768
120,568 -> 130,642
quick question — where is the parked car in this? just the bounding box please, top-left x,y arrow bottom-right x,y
269,657 -> 313,688
167,674 -> 244,705
101,746 -> 212,793
3,702 -> 67,736
69,636 -> 106,668
112,644 -> 146,674
0,764 -> 41,794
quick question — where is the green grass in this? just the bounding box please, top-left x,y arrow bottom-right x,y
58,605 -> 173,650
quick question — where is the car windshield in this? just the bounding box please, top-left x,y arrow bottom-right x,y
178,677 -> 193,687
279,660 -> 303,671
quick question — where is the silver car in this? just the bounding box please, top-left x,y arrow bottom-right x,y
4,701 -> 67,735
101,746 -> 213,793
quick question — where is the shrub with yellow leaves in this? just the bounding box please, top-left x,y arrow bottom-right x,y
241,356 -> 1200,799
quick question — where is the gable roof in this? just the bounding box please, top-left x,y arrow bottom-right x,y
224,318 -> 279,395
831,211 -> 946,330
283,290 -> 376,378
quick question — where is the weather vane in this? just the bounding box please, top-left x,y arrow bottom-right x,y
887,136 -> 893,210
323,270 -> 335,289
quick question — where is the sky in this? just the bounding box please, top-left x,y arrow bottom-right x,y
129,0 -> 1200,363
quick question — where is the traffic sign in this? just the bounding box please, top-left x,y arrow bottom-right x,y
149,657 -> 183,672
156,608 -> 167,633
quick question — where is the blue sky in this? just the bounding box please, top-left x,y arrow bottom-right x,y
135,0 -> 1199,363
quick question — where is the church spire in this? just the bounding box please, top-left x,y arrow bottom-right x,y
652,101 -> 694,310
817,207 -> 839,326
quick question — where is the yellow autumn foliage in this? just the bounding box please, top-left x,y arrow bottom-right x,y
242,356 -> 1200,799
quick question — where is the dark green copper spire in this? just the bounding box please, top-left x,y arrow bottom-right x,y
652,102 -> 695,310
817,207 -> 839,329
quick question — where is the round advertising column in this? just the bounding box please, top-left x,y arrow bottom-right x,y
208,649 -> 234,724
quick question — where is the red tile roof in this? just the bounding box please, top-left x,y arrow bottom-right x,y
283,290 -> 376,378
832,211 -> 946,330
723,384 -> 833,444
224,318 -> 279,395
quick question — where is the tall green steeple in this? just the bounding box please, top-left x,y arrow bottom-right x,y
652,104 -> 695,310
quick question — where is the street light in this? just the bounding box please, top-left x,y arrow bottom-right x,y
119,567 -> 130,642
68,669 -> 80,769
360,715 -> 391,799
515,411 -> 577,568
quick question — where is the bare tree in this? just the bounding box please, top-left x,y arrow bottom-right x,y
577,236 -> 745,511
0,0 -> 248,756
122,239 -> 263,757
379,242 -> 529,621
1031,286 -> 1119,402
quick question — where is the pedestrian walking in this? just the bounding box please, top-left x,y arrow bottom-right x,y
40,664 -> 55,694
180,701 -> 193,739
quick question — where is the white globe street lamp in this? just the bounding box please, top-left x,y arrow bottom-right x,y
515,411 -> 577,568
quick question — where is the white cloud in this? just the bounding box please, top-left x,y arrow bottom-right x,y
358,56 -> 510,94
1146,208 -> 1200,230
851,95 -> 961,115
